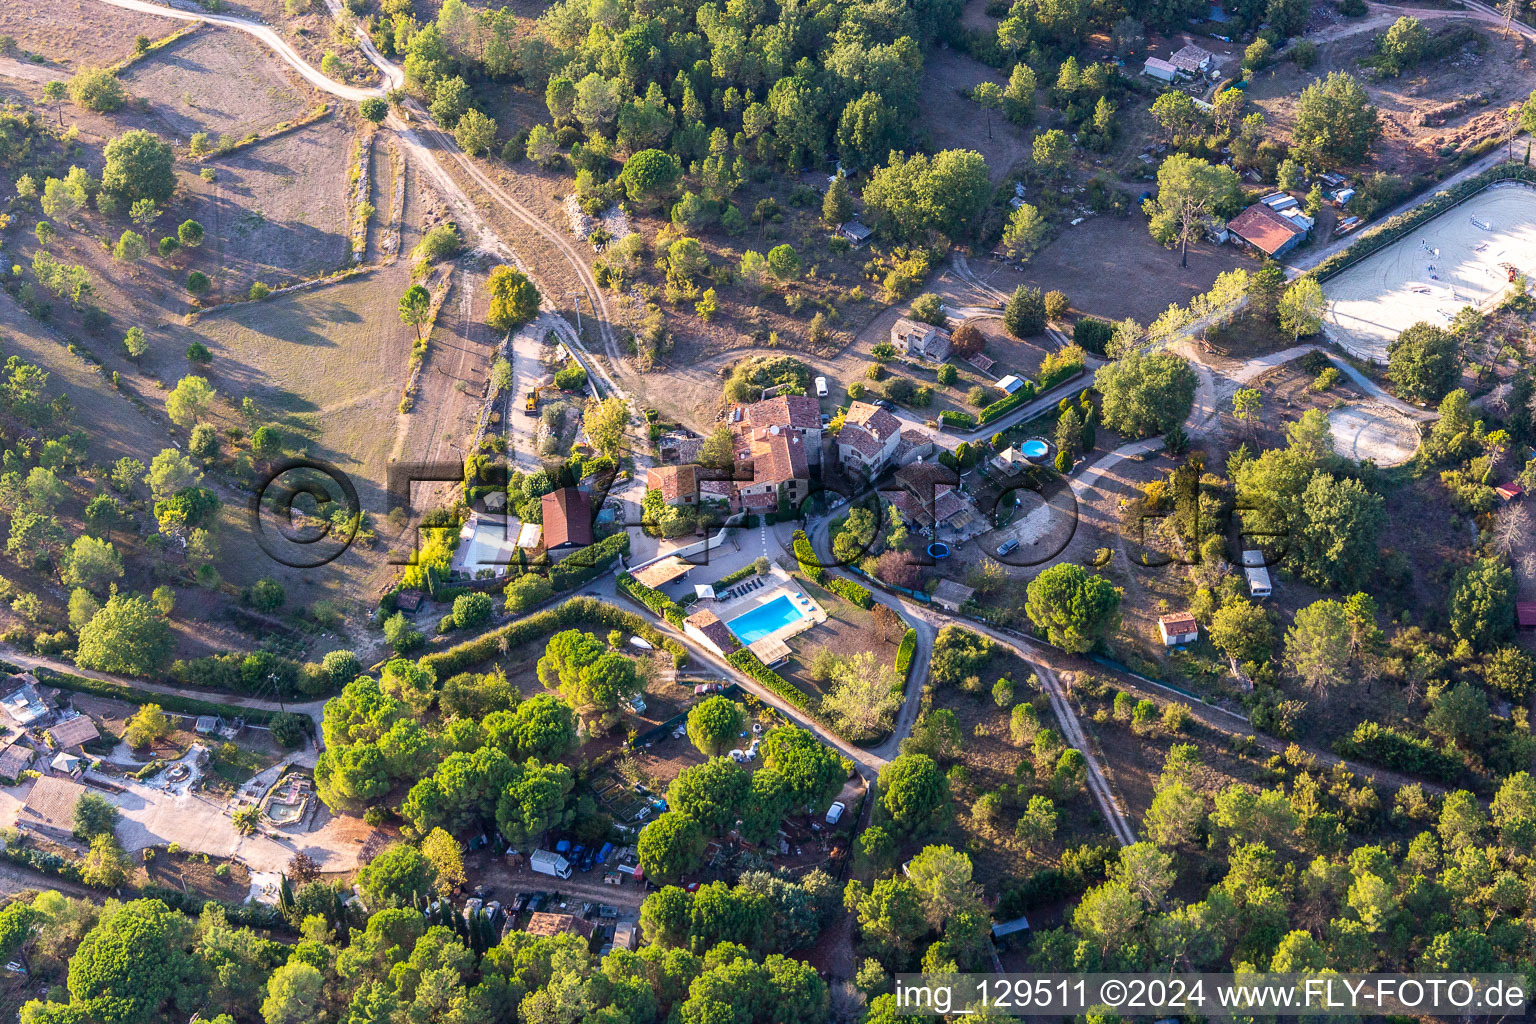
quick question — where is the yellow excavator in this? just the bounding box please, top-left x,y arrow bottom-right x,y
524,384 -> 556,415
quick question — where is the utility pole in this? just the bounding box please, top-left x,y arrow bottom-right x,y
567,290 -> 583,334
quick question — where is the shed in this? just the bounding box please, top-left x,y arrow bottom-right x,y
837,221 -> 873,247
613,920 -> 638,950
0,742 -> 32,780
1143,57 -> 1177,82
748,635 -> 792,668
50,751 -> 82,777
991,915 -> 1031,942
525,912 -> 576,938
995,374 -> 1026,395
47,715 -> 99,751
1158,613 -> 1199,646
931,579 -> 976,612
18,775 -> 86,841
1495,483 -> 1524,501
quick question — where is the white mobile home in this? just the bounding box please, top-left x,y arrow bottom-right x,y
1241,550 -> 1272,598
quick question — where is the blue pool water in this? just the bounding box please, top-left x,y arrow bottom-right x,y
727,594 -> 807,644
1021,439 -> 1049,458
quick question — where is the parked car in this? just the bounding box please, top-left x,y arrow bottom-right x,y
997,538 -> 1019,557
815,376 -> 828,398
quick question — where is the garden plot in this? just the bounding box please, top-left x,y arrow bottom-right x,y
1327,403 -> 1421,467
1323,184 -> 1536,363
118,27 -> 311,143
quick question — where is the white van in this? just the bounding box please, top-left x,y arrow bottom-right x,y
825,801 -> 846,825
814,376 -> 828,398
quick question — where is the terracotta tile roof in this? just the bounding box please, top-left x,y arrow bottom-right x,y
1159,613 -> 1198,633
525,912 -> 575,938
744,394 -> 821,431
847,401 -> 901,437
886,489 -> 930,526
633,556 -> 694,589
895,461 -> 958,494
933,490 -> 971,523
1170,44 -> 1213,70
0,743 -> 32,778
647,465 -> 697,504
753,433 -> 807,488
47,715 -> 99,750
1228,203 -> 1303,256
684,608 -> 738,652
21,775 -> 86,832
541,488 -> 593,549
741,492 -> 777,510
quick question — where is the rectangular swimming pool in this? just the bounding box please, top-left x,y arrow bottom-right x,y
726,593 -> 808,645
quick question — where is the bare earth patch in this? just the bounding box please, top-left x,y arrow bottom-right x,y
1328,402 -> 1421,466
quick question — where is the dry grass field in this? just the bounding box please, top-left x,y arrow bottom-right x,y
118,26 -> 312,143
0,0 -> 176,67
186,117 -> 357,301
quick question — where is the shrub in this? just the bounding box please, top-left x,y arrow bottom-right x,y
1072,317 -> 1114,355
979,380 -> 1041,423
617,572 -> 687,628
1335,721 -> 1460,784
827,577 -> 873,609
727,649 -> 817,715
792,530 -> 827,583
420,595 -> 684,677
895,629 -> 918,677
938,410 -> 976,430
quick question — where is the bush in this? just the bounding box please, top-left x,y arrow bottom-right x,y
452,591 -> 493,629
895,629 -> 918,677
979,380 -> 1041,424
827,577 -> 873,609
270,712 -> 307,748
727,649 -> 817,715
938,410 -> 976,430
554,363 -> 588,391
1335,721 -> 1460,784
617,572 -> 688,628
792,530 -> 827,583
37,667 -> 297,728
1044,290 -> 1069,320
1072,317 -> 1114,355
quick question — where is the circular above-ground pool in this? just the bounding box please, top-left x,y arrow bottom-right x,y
1021,438 -> 1049,459
927,542 -> 951,559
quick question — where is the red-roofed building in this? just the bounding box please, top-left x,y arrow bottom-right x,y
1228,203 -> 1307,258
836,402 -> 903,476
541,488 -> 593,556
647,465 -> 699,506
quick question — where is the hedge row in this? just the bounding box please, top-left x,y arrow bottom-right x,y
938,410 -> 976,430
716,564 -> 756,588
895,628 -> 918,677
1312,163 -> 1536,281
979,380 -> 1040,424
792,530 -> 826,584
827,577 -> 873,609
1334,721 -> 1461,785
419,595 -> 686,677
726,649 -> 818,716
36,669 -> 301,730
548,531 -> 630,592
617,572 -> 686,627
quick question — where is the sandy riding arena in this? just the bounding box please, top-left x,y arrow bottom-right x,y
1328,403 -> 1421,466
1323,183 -> 1536,363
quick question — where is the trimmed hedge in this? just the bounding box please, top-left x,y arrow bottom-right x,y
1334,721 -> 1460,785
938,410 -> 976,430
617,572 -> 686,627
36,669 -> 302,730
792,530 -> 826,584
978,380 -> 1040,424
1312,164 -> 1536,281
895,628 -> 918,677
827,577 -> 873,609
419,595 -> 686,676
548,531 -> 630,592
726,649 -> 818,715
717,564 -> 756,588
